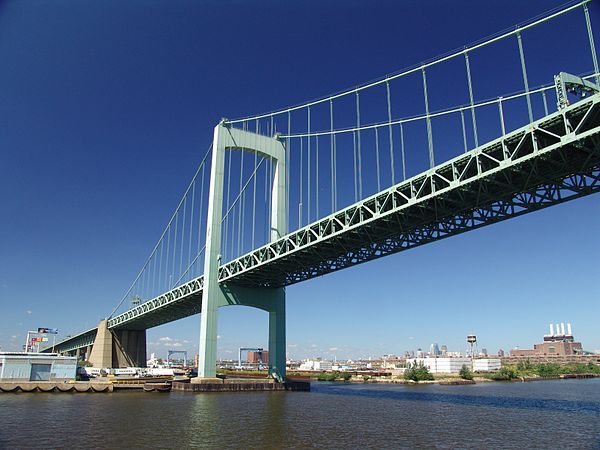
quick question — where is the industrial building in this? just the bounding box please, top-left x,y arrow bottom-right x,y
247,350 -> 268,364
511,323 -> 583,357
406,358 -> 501,374
0,352 -> 77,382
298,360 -> 333,371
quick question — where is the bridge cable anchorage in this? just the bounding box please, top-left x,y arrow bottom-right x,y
224,1 -> 591,125
386,80 -> 396,184
422,67 -> 435,168
517,30 -> 534,124
583,2 -> 600,86
464,51 -> 479,148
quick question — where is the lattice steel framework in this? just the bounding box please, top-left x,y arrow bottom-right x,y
98,92 -> 600,333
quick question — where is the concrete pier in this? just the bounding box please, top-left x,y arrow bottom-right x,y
173,378 -> 310,392
0,381 -> 113,393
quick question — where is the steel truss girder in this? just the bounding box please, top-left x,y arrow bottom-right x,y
106,93 -> 600,331
41,328 -> 97,353
218,94 -> 600,286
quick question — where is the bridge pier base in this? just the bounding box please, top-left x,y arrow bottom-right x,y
193,285 -> 286,381
88,320 -> 147,368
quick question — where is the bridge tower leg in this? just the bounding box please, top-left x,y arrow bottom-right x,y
196,121 -> 287,380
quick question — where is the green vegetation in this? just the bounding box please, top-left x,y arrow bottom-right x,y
404,361 -> 434,382
341,372 -> 352,381
316,371 -> 353,382
487,366 -> 518,381
459,364 -> 474,380
485,361 -> 600,381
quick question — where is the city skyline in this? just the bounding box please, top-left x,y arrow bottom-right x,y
1,0 -> 600,359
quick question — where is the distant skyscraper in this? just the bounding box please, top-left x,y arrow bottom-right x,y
440,345 -> 448,357
498,349 -> 505,357
430,343 -> 440,357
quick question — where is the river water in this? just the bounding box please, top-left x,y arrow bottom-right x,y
1,379 -> 599,449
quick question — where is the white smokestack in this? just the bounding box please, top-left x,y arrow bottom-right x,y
556,323 -> 561,335
561,323 -> 566,335
550,323 -> 554,336
567,323 -> 572,335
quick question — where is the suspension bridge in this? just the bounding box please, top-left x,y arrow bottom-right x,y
45,1 -> 600,381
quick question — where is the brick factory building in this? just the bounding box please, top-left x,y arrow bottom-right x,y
247,350 -> 268,364
511,322 -> 583,357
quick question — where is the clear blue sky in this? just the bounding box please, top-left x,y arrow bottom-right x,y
1,0 -> 599,359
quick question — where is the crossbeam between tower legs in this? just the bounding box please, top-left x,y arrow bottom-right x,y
195,122 -> 287,380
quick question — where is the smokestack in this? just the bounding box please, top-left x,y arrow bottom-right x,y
556,323 -> 561,335
550,323 -> 554,336
561,323 -> 566,335
567,323 -> 572,335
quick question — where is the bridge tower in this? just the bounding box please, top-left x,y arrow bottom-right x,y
195,121 -> 287,381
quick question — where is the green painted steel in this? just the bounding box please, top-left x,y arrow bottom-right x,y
102,93 -> 600,332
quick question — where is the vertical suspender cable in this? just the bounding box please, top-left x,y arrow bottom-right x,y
460,109 -> 468,153
171,211 -> 178,287
224,150 -> 232,261
498,97 -> 506,136
165,224 -> 171,289
237,147 -> 244,257
307,107 -> 311,223
287,112 -> 291,229
386,80 -> 396,185
197,163 -> 205,275
187,179 -> 195,277
299,136 -> 303,227
375,127 -> 381,192
400,122 -> 406,181
464,51 -> 479,148
517,30 -> 534,123
315,135 -> 319,218
352,130 -> 358,202
356,91 -> 363,199
252,122 -> 258,250
268,152 -> 272,239
158,239 -> 164,294
422,67 -> 434,168
584,3 -> 600,85
541,90 -> 549,116
179,196 -> 186,286
329,99 -> 336,213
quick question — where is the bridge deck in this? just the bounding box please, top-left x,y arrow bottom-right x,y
52,93 -> 600,350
